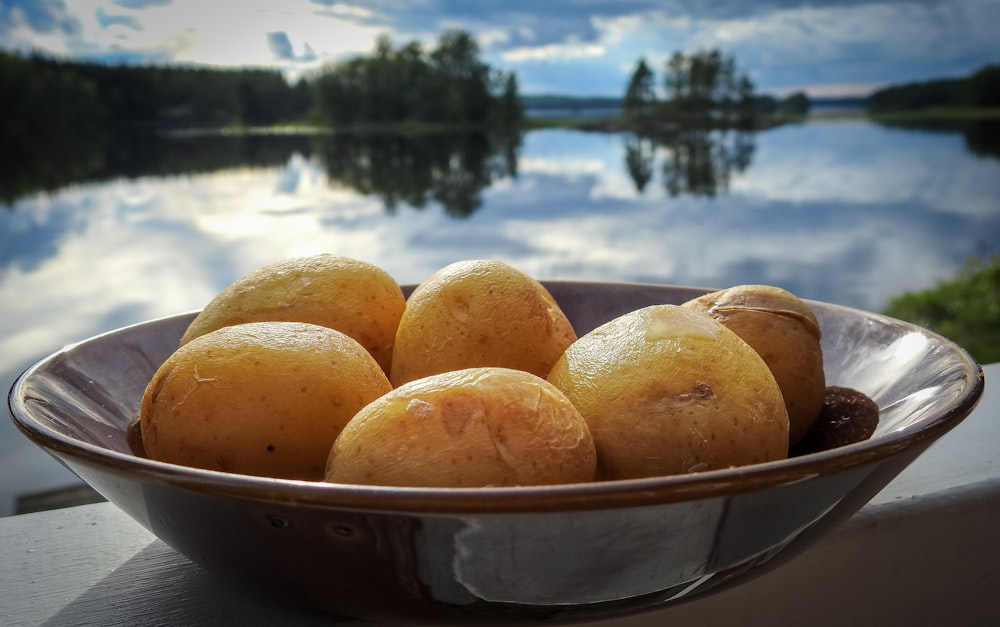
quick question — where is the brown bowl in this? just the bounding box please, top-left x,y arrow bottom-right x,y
8,282 -> 984,624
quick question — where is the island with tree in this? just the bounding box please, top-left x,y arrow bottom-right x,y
621,49 -> 809,132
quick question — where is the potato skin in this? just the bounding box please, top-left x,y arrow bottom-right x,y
547,305 -> 789,480
141,321 -> 392,480
389,260 -> 577,386
326,367 -> 596,487
180,254 -> 405,374
683,285 -> 825,447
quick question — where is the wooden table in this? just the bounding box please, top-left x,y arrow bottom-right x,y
3,363 -> 998,627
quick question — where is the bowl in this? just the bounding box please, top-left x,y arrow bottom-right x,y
8,282 -> 984,624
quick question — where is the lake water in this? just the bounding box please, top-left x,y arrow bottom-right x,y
3,118 -> 999,516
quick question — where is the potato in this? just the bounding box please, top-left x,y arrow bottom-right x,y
389,260 -> 577,386
180,254 -> 405,374
141,321 -> 392,480
683,285 -> 825,447
325,367 -> 596,487
546,305 -> 789,480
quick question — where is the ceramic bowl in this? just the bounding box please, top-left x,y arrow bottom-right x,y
8,282 -> 984,624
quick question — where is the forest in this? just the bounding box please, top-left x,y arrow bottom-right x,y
312,30 -> 522,128
866,64 -> 1000,112
0,50 -> 313,135
0,29 -> 520,138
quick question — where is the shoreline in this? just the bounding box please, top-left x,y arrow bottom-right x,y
147,105 -> 1000,139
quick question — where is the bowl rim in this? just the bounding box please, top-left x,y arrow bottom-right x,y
8,281 -> 986,514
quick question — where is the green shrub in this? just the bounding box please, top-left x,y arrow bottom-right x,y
884,256 -> 1000,364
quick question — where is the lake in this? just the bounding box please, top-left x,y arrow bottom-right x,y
2,117 -> 999,516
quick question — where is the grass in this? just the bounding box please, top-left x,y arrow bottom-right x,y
522,116 -> 603,130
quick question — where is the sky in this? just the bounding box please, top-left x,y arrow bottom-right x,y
2,0 -> 1000,98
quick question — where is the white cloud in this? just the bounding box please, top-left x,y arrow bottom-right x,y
533,1 -> 1000,93
311,2 -> 377,21
3,1 -> 1000,102
502,39 -> 605,62
735,119 -> 1000,219
4,0 -> 383,73
475,27 -> 511,49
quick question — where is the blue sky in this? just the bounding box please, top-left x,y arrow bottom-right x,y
2,0 -> 999,97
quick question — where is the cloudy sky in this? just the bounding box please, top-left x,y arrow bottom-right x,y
2,0 -> 999,97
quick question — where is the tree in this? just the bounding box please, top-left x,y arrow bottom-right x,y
688,49 -> 721,109
735,73 -> 756,123
866,77 -> 968,112
430,30 -> 492,123
665,51 -> 688,104
661,48 -> 756,124
968,64 -> 1000,108
491,71 -> 523,127
623,58 -> 656,119
313,30 -> 521,128
396,41 -> 433,121
778,91 -> 811,115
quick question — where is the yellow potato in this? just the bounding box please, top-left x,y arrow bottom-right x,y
547,305 -> 789,480
683,285 -> 825,447
389,260 -> 577,386
141,321 -> 392,480
180,254 -> 405,374
326,367 -> 596,487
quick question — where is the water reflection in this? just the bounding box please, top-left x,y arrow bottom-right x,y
0,129 -> 316,205
0,128 -> 523,219
660,130 -> 755,197
623,135 -> 655,192
874,118 -> 1000,161
622,130 -> 756,197
315,130 -> 521,217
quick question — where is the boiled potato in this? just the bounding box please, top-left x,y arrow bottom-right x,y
326,367 -> 596,487
389,260 -> 576,386
141,321 -> 392,480
683,285 -> 825,447
180,254 -> 405,374
546,305 -> 789,480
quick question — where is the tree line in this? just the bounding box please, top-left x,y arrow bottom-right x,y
0,50 -> 312,135
866,64 -> 1000,112
1,28 -> 522,138
313,30 -> 522,128
622,49 -> 810,129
